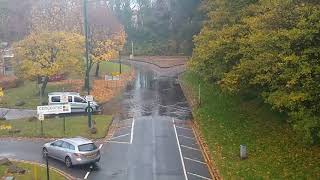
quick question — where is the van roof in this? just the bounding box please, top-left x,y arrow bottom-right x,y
48,92 -> 80,96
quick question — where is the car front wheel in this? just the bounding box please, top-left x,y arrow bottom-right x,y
42,148 -> 48,158
65,156 -> 72,168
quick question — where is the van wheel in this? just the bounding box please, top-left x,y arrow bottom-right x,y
65,156 -> 72,168
85,107 -> 94,113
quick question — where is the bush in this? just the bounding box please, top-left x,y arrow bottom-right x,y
0,76 -> 22,89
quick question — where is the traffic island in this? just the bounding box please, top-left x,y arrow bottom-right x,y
0,115 -> 112,139
0,158 -> 68,180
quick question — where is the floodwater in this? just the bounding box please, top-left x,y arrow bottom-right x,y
103,61 -> 192,122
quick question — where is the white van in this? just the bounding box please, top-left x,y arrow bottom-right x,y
48,92 -> 100,113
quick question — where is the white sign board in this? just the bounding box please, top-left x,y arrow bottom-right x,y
86,95 -> 93,102
61,95 -> 68,103
38,114 -> 44,121
37,104 -> 71,115
104,75 -> 120,81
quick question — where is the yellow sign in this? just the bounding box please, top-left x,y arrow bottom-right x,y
0,87 -> 3,97
0,124 -> 12,130
111,72 -> 120,77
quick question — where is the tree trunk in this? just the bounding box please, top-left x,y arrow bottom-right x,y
95,62 -> 100,77
40,76 -> 49,104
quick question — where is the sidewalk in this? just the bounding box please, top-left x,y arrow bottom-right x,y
0,108 -> 36,120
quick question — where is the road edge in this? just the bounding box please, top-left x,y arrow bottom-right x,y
178,75 -> 222,180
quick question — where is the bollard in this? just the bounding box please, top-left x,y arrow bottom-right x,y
240,145 -> 247,160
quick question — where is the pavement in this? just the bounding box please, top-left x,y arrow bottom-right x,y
0,108 -> 36,120
0,60 -> 213,180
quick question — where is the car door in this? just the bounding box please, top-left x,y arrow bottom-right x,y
48,140 -> 63,159
58,141 -> 72,160
73,96 -> 87,112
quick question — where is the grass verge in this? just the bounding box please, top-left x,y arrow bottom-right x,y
180,71 -> 320,179
0,115 -> 112,139
90,61 -> 130,77
0,81 -> 71,109
0,161 -> 65,180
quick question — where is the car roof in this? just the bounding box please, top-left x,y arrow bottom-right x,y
61,137 -> 93,146
48,92 -> 80,96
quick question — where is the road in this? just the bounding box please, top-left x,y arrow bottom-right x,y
0,60 -> 212,180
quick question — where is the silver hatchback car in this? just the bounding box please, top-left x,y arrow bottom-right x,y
42,137 -> 101,168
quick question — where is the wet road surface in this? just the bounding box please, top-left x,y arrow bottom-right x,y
0,60 -> 212,180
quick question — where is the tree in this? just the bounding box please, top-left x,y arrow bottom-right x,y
190,0 -> 320,144
13,32 -> 84,97
86,3 -> 126,78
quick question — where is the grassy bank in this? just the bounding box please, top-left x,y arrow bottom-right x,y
180,71 -> 320,179
0,115 -> 112,139
0,81 -> 71,109
91,61 -> 131,77
0,161 -> 65,180
0,61 -> 131,109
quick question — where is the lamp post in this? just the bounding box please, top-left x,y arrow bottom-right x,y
83,0 -> 92,128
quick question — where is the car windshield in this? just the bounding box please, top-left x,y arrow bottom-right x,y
78,143 -> 97,152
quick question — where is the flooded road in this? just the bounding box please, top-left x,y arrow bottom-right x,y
108,64 -> 192,122
0,60 -> 213,180
94,61 -> 212,180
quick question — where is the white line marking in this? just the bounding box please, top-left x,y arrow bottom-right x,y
173,118 -> 188,180
99,144 -> 103,149
176,126 -> 193,131
130,118 -> 135,144
84,171 -> 90,179
187,172 -> 212,180
184,157 -> 206,164
181,145 -> 200,151
105,141 -> 130,144
109,133 -> 130,140
118,126 -> 131,129
178,135 -> 195,140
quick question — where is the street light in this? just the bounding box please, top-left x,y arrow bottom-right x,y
83,0 -> 92,128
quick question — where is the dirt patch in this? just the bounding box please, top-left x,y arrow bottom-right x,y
130,56 -> 189,68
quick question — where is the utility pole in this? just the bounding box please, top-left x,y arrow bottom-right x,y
119,51 -> 122,74
83,0 -> 90,95
83,0 -> 92,128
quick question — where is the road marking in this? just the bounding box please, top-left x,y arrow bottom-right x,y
109,133 -> 130,140
106,141 -> 130,144
184,157 -> 206,164
178,135 -> 195,140
176,126 -> 193,131
118,126 -> 131,129
173,118 -> 188,180
99,144 -> 103,149
84,171 -> 90,179
130,118 -> 135,144
187,172 -> 212,180
181,145 -> 200,151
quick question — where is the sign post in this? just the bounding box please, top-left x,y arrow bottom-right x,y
86,95 -> 93,128
38,113 -> 44,136
37,104 -> 71,136
61,95 -> 68,134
